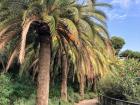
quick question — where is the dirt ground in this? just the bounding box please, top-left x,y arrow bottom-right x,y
75,98 -> 98,105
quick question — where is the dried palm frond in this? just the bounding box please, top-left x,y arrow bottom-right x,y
0,25 -> 11,37
5,46 -> 19,72
19,19 -> 35,64
28,58 -> 39,71
0,31 -> 17,51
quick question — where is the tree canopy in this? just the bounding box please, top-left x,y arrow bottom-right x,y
111,36 -> 125,55
120,50 -> 140,60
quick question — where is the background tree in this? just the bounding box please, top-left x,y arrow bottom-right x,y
111,36 -> 125,55
120,50 -> 140,60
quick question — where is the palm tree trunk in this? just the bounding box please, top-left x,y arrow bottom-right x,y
79,74 -> 85,98
60,53 -> 68,101
36,35 -> 51,105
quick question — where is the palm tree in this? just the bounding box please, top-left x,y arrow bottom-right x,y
0,0 -> 81,105
51,0 -> 114,98
69,0 -> 113,96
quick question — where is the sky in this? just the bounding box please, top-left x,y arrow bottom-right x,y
79,0 -> 140,52
97,0 -> 140,52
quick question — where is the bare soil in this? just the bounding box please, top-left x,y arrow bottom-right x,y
75,98 -> 98,105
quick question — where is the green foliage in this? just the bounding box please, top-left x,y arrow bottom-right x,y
0,71 -> 98,105
67,87 -> 82,103
11,75 -> 36,105
0,74 -> 13,105
13,94 -> 35,105
98,59 -> 140,102
49,85 -> 97,105
12,75 -> 36,99
0,73 -> 36,105
111,36 -> 125,54
49,84 -> 61,98
49,97 -> 60,105
120,50 -> 140,60
84,92 -> 97,99
97,75 -> 126,100
120,59 -> 140,77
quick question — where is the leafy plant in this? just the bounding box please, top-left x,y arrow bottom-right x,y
0,73 -> 36,105
13,94 -> 36,105
98,59 -> 140,102
0,74 -> 13,105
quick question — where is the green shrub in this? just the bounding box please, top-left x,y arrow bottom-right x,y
49,85 -> 60,98
67,87 -> 82,103
97,75 -> 127,100
13,94 -> 36,105
0,73 -> 36,105
12,75 -> 36,100
0,74 -> 13,105
84,92 -> 97,99
49,97 -> 60,105
97,59 -> 140,102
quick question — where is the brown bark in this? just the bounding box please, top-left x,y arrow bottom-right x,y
36,35 -> 51,105
79,74 -> 85,98
60,53 -> 68,101
92,78 -> 97,92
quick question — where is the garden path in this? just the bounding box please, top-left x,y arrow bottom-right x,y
75,98 -> 98,105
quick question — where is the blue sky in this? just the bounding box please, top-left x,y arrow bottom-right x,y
97,0 -> 140,52
79,0 -> 140,51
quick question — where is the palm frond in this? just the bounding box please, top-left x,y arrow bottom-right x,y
5,46 -> 19,72
95,2 -> 112,8
19,19 -> 35,64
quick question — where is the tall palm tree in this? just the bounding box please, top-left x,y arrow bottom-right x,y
65,0 -> 113,96
0,0 -> 81,105
51,0 -> 114,98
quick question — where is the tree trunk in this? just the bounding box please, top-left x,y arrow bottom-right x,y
60,53 -> 68,101
79,74 -> 85,98
92,78 -> 97,92
36,35 -> 51,105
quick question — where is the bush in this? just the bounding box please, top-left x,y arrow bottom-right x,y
0,74 -> 13,105
97,76 -> 127,100
12,75 -> 36,100
13,94 -> 36,105
49,85 -> 60,98
0,73 -> 36,105
84,92 -> 97,99
98,59 -> 140,102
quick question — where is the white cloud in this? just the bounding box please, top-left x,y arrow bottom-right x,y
106,9 -> 127,21
111,0 -> 140,8
111,0 -> 132,8
97,0 -> 140,20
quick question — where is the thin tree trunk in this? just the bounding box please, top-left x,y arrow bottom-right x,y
50,72 -> 55,88
92,78 -> 97,92
60,53 -> 68,101
36,35 -> 51,105
79,74 -> 85,98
